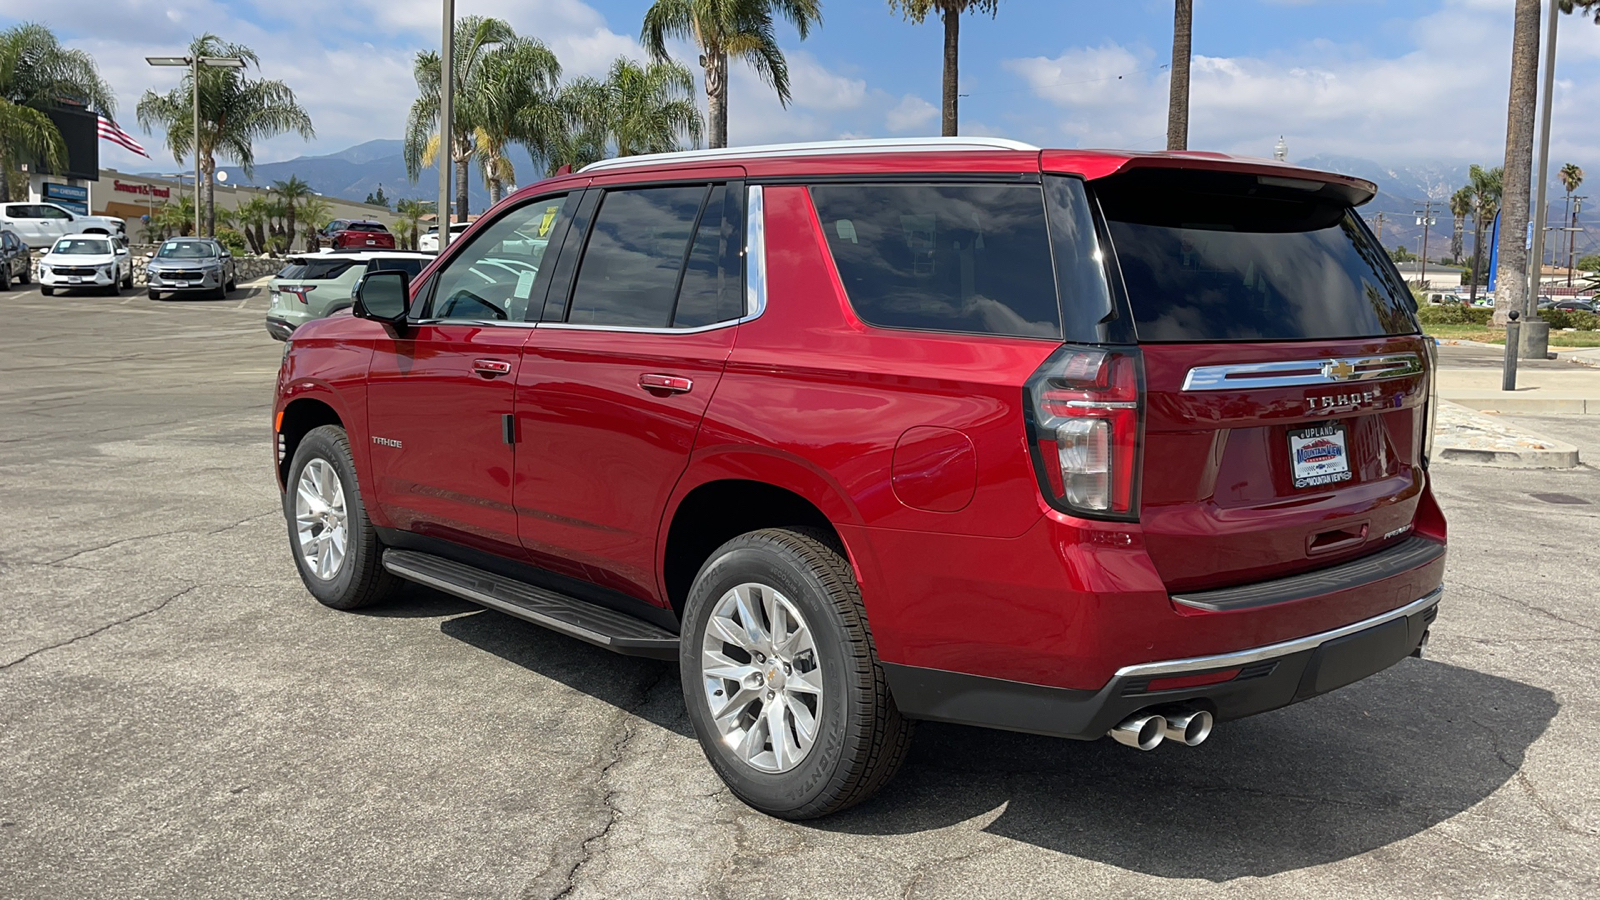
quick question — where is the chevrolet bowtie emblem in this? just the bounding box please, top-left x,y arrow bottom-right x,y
1322,359 -> 1358,380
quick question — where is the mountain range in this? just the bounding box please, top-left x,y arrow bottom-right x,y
172,141 -> 1596,263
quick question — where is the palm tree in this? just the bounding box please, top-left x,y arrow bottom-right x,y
1492,2 -> 1600,323
1449,186 -> 1472,264
235,196 -> 272,254
463,37 -> 564,205
1558,162 -> 1584,282
1466,164 -> 1503,304
299,196 -> 333,251
137,35 -> 314,238
562,57 -> 704,168
149,197 -> 196,240
1166,0 -> 1193,151
643,0 -> 823,149
886,1 -> 995,137
272,176 -> 313,255
395,198 -> 432,251
0,23 -> 116,201
404,16 -> 518,223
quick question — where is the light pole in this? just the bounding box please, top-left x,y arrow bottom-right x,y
1414,200 -> 1436,289
146,53 -> 246,238
439,0 -> 455,251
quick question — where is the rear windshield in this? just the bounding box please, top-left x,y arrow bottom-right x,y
1097,170 -> 1418,342
811,183 -> 1063,339
367,257 -> 424,278
277,259 -> 358,281
347,222 -> 388,233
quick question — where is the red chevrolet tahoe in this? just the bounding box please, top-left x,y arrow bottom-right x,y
273,138 -> 1445,819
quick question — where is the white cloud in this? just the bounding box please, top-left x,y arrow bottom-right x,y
885,94 -> 937,133
1002,1 -> 1600,166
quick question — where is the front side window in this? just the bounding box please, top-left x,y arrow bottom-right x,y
40,205 -> 71,220
811,183 -> 1063,339
429,195 -> 568,322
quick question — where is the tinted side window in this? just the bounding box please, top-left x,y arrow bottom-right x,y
811,183 -> 1062,339
301,260 -> 357,280
567,185 -> 707,327
430,194 -> 568,322
672,185 -> 735,328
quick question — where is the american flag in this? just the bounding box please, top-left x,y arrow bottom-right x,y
97,114 -> 149,158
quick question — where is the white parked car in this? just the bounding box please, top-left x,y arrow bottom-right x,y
38,234 -> 134,296
418,221 -> 469,253
0,202 -> 126,250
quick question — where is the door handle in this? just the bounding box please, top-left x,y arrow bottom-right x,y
639,373 -> 693,394
472,358 -> 513,378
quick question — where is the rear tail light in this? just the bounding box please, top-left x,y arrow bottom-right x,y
284,285 -> 316,304
1024,345 -> 1143,519
1421,339 -> 1438,468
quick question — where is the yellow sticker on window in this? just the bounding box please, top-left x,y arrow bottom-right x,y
537,206 -> 559,237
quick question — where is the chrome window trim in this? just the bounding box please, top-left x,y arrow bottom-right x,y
745,184 -> 767,320
1114,586 -> 1442,680
1182,353 -> 1423,392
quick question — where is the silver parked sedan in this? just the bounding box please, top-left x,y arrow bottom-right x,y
145,238 -> 238,300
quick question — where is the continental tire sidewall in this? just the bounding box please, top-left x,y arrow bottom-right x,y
680,534 -> 863,818
284,425 -> 379,609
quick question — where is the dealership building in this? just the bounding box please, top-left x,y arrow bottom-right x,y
78,170 -> 396,241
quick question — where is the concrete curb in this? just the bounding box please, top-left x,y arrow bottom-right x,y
1434,401 -> 1580,468
1559,348 -> 1600,369
1442,392 -> 1600,415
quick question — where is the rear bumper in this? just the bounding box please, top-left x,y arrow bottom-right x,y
886,586 -> 1441,740
265,317 -> 296,341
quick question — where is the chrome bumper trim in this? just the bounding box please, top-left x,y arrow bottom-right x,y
1114,586 -> 1443,680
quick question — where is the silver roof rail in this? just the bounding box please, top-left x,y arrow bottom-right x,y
578,136 -> 1042,174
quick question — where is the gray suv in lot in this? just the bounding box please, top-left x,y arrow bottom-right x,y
264,251 -> 433,340
145,238 -> 238,300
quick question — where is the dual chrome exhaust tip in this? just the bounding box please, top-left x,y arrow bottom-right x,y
1109,708 -> 1214,751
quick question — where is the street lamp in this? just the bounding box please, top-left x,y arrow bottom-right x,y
146,54 -> 247,237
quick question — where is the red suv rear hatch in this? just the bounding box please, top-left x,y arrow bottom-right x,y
1092,166 -> 1435,593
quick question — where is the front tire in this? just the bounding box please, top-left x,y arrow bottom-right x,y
147,289 -> 160,300
284,424 -> 398,610
40,285 -> 53,296
680,528 -> 913,820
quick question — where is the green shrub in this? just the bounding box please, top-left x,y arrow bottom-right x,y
215,227 -> 248,256
1416,305 -> 1493,326
1539,309 -> 1600,331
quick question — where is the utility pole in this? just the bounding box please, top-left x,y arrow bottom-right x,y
1374,212 -> 1386,242
438,0 -> 455,251
1566,196 -> 1586,287
1414,201 -> 1436,288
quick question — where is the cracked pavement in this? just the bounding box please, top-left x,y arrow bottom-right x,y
1,283 -> 1597,898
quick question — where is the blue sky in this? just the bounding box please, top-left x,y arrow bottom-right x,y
4,0 -> 1600,185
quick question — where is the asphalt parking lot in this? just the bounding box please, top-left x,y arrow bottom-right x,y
2,284 -> 1597,899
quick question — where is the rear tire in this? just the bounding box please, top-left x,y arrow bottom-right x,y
122,267 -> 134,289
680,528 -> 913,820
18,265 -> 30,284
0,266 -> 10,291
283,424 -> 399,610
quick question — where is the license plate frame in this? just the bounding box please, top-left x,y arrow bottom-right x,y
1288,421 -> 1352,489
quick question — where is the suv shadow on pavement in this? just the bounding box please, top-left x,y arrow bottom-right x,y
814,659 -> 1555,881
439,607 -> 691,739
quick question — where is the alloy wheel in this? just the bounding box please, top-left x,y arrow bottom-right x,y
294,458 -> 349,580
700,582 -> 824,774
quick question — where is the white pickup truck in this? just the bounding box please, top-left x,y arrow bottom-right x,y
0,202 -> 127,250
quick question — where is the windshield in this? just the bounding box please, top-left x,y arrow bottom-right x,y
53,238 -> 112,255
157,241 -> 216,259
1096,169 -> 1418,342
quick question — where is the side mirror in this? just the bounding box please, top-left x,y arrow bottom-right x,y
354,269 -> 411,329
144,251 -> 155,258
